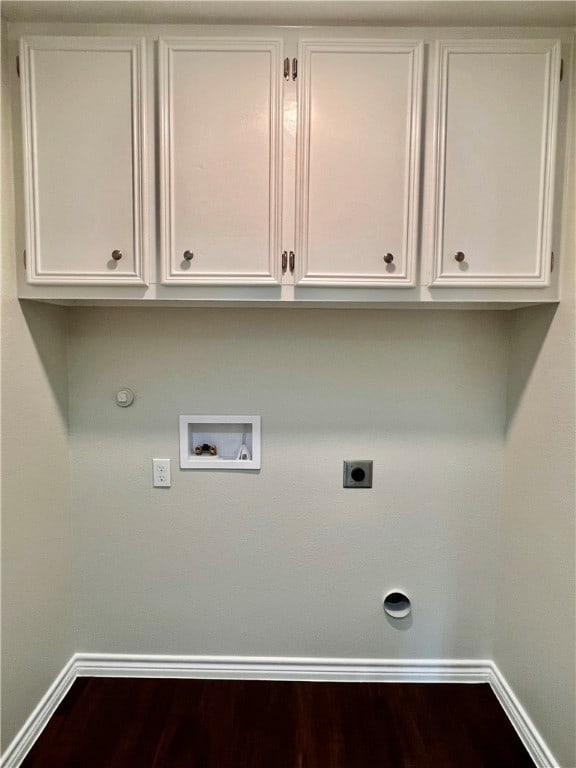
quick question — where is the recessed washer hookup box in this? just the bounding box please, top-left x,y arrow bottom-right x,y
179,415 -> 261,470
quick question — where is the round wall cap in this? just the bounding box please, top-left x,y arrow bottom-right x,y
116,388 -> 135,408
383,591 -> 411,619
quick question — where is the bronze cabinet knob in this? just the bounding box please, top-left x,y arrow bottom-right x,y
454,251 -> 466,262
383,253 -> 394,264
111,250 -> 123,261
183,250 -> 194,261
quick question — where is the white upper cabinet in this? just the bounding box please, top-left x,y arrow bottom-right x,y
430,40 -> 561,287
159,38 -> 283,284
295,40 -> 423,287
20,37 -> 148,285
16,30 -> 566,303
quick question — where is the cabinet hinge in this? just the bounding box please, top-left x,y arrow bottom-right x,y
551,252 -> 555,272
16,55 -> 20,78
282,58 -> 297,81
560,59 -> 564,82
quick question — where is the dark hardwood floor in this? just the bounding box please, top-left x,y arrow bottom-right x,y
21,678 -> 534,767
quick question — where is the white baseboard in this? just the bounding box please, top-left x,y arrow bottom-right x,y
0,656 -> 76,768
73,653 -> 492,683
1,654 -> 558,768
487,662 -> 559,768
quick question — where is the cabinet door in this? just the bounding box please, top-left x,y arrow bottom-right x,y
159,38 -> 283,284
295,40 -> 423,287
430,40 -> 561,287
20,37 -> 148,285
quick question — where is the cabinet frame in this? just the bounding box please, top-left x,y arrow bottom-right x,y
158,37 -> 284,285
20,36 -> 149,285
430,39 -> 561,288
294,39 -> 424,287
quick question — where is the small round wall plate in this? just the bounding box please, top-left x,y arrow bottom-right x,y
116,388 -> 135,407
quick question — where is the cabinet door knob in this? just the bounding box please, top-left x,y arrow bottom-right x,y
383,253 -> 394,264
454,251 -> 466,262
111,250 -> 123,261
183,250 -> 194,261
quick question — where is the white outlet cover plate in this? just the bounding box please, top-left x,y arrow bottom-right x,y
153,458 -> 171,487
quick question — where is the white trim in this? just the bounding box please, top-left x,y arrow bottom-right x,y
1,655 -> 560,768
487,662 -> 559,768
73,653 -> 491,683
0,656 -> 76,768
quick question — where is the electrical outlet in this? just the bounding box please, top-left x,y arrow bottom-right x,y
343,460 -> 373,488
153,458 -> 171,487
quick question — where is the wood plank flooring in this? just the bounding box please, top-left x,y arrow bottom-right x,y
21,678 -> 534,767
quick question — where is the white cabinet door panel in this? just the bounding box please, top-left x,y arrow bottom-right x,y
431,40 -> 560,287
295,40 -> 423,287
20,37 -> 148,285
160,39 -> 282,284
